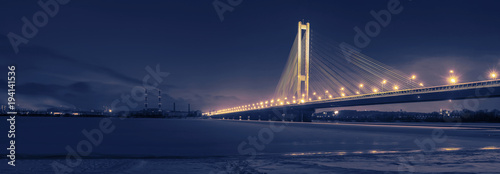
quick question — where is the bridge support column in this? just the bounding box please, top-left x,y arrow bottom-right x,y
297,21 -> 310,100
288,108 -> 313,122
266,107 -> 313,122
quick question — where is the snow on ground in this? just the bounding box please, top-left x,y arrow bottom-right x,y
1,117 -> 500,173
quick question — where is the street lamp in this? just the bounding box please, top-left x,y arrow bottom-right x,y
393,85 -> 399,90
381,80 -> 387,92
410,75 -> 416,86
490,71 -> 497,79
449,76 -> 457,84
448,70 -> 457,84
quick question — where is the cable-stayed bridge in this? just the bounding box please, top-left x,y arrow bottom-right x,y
205,21 -> 500,121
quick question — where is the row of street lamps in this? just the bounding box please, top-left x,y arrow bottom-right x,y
211,70 -> 499,115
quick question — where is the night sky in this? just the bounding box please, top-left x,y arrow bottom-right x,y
1,0 -> 500,112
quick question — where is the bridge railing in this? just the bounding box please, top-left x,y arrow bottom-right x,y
311,79 -> 500,104
208,79 -> 500,116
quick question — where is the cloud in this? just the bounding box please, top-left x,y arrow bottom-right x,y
0,36 -> 141,85
69,82 -> 92,93
0,36 -> 153,110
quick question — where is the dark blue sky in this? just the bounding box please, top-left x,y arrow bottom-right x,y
1,0 -> 499,112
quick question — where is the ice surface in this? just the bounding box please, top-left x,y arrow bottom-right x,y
1,117 -> 499,173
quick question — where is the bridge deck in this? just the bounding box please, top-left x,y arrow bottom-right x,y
210,79 -> 500,116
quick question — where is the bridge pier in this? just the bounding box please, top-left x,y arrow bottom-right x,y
263,107 -> 313,122
214,107 -> 313,122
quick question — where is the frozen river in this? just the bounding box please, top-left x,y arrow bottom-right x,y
1,117 -> 500,173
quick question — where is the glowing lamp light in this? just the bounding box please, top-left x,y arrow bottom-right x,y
359,84 -> 363,88
419,83 -> 424,87
382,80 -> 387,84
341,93 -> 345,97
450,70 -> 454,73
318,97 -> 321,100
329,95 -> 333,98
393,86 -> 399,90
449,77 -> 457,84
341,87 -> 345,91
325,90 -> 329,93
373,88 -> 378,93
356,91 -> 360,94
300,99 -> 305,103
411,75 -> 416,80
313,92 -> 316,95
490,72 -> 497,79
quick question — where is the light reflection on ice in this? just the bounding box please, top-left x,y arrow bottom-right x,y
438,147 -> 462,151
285,149 -> 411,156
479,146 -> 500,150
368,150 -> 399,154
286,151 -> 349,156
282,146 -> 500,157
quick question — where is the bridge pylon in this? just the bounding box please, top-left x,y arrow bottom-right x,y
297,21 -> 310,101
